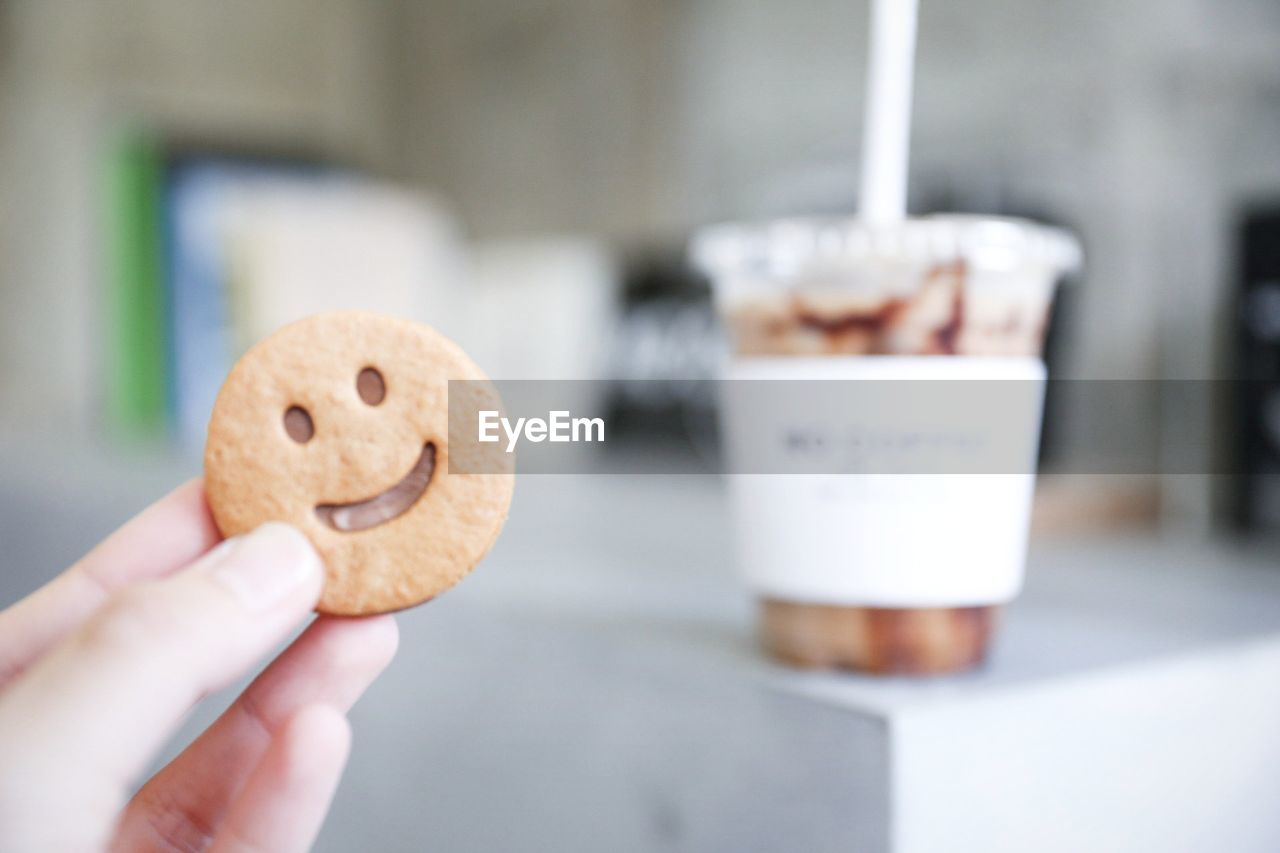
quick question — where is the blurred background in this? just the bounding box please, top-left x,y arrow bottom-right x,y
6,0 -> 1280,526
6,1 -> 1280,851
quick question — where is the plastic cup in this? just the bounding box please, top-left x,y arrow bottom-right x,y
694,215 -> 1080,674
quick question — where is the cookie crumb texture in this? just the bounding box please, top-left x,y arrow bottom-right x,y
204,311 -> 514,615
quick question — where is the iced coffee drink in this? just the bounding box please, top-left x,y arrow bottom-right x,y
696,215 -> 1079,674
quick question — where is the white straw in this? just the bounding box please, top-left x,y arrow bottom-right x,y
858,0 -> 919,223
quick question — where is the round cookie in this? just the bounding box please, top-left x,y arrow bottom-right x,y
204,311 -> 514,615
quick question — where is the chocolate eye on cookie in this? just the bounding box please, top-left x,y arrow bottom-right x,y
283,406 -> 314,443
357,367 -> 385,406
204,311 -> 514,616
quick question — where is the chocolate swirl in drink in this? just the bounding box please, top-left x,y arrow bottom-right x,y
698,216 -> 1078,675
727,260 -> 1049,359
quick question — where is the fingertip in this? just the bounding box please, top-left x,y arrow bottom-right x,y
178,476 -> 214,512
303,614 -> 400,687
286,704 -> 351,770
169,479 -> 222,547
209,704 -> 351,852
257,522 -> 326,596
361,615 -> 400,667
207,523 -> 324,612
254,522 -> 322,564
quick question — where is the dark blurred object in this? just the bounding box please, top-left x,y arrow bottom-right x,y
604,246 -> 721,456
1230,206 -> 1280,532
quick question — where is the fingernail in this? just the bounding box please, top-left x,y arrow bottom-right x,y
209,522 -> 322,609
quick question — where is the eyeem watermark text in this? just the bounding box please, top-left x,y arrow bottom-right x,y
478,410 -> 605,452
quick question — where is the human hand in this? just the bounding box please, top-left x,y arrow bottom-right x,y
0,480 -> 398,852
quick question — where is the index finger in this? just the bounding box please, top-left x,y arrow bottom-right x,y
0,479 -> 220,687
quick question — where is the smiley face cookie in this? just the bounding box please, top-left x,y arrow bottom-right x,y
204,311 -> 514,615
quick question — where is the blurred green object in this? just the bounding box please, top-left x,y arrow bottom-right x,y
103,131 -> 167,440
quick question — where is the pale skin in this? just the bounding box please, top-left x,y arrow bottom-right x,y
0,480 -> 398,851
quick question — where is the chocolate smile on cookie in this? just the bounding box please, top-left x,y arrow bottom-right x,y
203,311 -> 514,616
316,443 -> 436,532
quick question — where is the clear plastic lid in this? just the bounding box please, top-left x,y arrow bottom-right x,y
691,214 -> 1082,279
